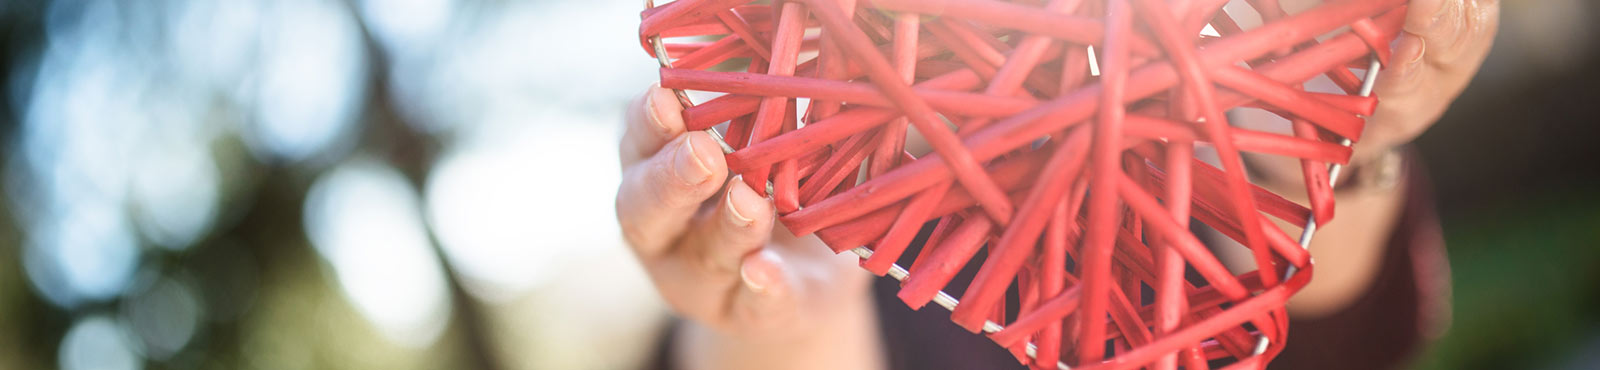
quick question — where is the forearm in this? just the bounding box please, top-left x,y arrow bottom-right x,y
1246,149 -> 1410,317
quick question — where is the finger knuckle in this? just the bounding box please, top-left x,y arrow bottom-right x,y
648,175 -> 712,209
692,246 -> 738,276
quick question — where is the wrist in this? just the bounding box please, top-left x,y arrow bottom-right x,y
672,287 -> 885,370
1335,146 -> 1405,195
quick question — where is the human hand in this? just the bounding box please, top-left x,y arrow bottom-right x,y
1356,0 -> 1498,161
1222,0 -> 1497,317
1244,0 -> 1498,188
616,84 -> 881,368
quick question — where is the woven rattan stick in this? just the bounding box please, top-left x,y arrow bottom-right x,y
1154,139 -> 1194,370
683,95 -> 759,130
713,9 -> 772,60
1089,268 -> 1310,370
700,27 -> 1376,163
906,213 -> 961,276
711,70 -> 985,168
1059,45 -> 1092,93
955,0 -> 1402,153
1293,117 -> 1337,223
773,99 -> 803,211
661,69 -> 1038,118
798,129 -> 882,205
731,57 -> 770,151
867,12 -> 919,178
803,0 -> 1019,226
740,2 -> 806,195
954,0 -> 1082,145
787,121 -> 1190,237
1106,279 -> 1154,347
940,18 -> 1013,63
672,34 -> 750,70
924,19 -> 1001,80
1120,172 -> 1252,296
661,37 -> 825,69
684,40 -> 946,131
864,0 -> 1161,56
898,214 -> 994,307
1128,153 -> 1315,264
1133,0 -> 1275,292
994,0 -> 1084,97
1033,193 -> 1072,367
812,149 -> 1052,249
638,0 -> 756,40
1228,130 -> 1352,164
1209,66 -> 1365,139
806,36 -> 1382,248
950,129 -> 1090,330
1118,114 -> 1350,163
668,69 -> 1368,151
680,47 -> 974,130
863,181 -> 952,275
779,5 -> 1401,236
1073,0 -> 1134,361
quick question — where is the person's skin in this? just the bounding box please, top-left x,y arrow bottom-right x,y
617,86 -> 884,370
1235,0 -> 1498,317
615,0 -> 1496,367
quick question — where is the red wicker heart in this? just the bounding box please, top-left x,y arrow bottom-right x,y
640,0 -> 1405,368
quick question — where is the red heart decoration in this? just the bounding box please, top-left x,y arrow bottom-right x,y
640,0 -> 1406,368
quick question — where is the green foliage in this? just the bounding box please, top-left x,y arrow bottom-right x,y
1412,188 -> 1600,370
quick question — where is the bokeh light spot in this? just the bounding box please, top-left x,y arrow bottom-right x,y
122,277 -> 205,360
425,107 -> 623,301
245,0 -> 368,163
304,158 -> 452,348
59,315 -> 143,370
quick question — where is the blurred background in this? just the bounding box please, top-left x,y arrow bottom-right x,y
0,0 -> 1594,369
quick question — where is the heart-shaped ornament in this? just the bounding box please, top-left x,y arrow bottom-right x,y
639,0 -> 1405,368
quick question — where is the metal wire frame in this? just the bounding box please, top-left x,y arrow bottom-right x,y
642,1 -> 1385,367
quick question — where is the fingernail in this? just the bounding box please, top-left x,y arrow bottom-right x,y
1391,32 -> 1425,72
646,84 -> 672,134
674,137 -> 711,185
740,263 -> 766,294
1406,36 -> 1426,68
726,178 -> 754,227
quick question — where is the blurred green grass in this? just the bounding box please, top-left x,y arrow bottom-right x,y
1413,187 -> 1600,370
